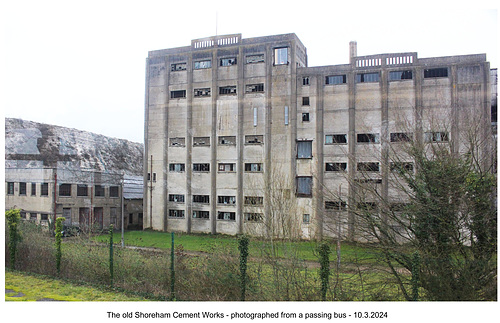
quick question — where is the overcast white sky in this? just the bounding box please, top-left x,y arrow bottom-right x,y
1,0 -> 498,144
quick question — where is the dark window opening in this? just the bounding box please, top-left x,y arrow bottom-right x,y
218,211 -> 236,221
169,210 -> 185,218
193,163 -> 210,172
424,67 -> 448,78
7,182 -> 14,195
59,183 -> 71,197
302,97 -> 310,105
218,196 -> 236,205
245,163 -> 262,172
325,162 -> 347,172
110,186 -> 119,198
356,73 -> 380,83
169,194 -> 185,203
302,113 -> 310,122
245,135 -> 263,144
41,183 -> 48,196
170,137 -> 186,147
170,90 -> 186,99
302,77 -> 310,86
244,196 -> 263,205
193,195 -> 210,203
325,75 -> 346,85
389,70 -> 413,81
169,163 -> 185,172
95,185 -> 105,197
296,176 -> 312,197
357,162 -> 380,172
19,182 -> 26,195
220,57 -> 237,66
218,136 -> 236,145
218,163 -> 235,172
193,210 -> 210,219
77,184 -> 88,196
325,201 -> 347,210
219,86 -> 237,95
357,133 -> 380,143
325,134 -> 347,144
31,183 -> 36,196
245,213 -> 263,222
171,63 -> 186,71
129,214 -> 133,224
390,132 -> 412,142
245,83 -> 264,93
194,88 -> 211,97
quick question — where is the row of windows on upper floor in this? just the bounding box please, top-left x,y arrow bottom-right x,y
170,84 -> 264,99
6,182 -> 120,198
168,209 -> 263,222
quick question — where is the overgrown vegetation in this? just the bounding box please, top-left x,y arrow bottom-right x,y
55,217 -> 65,275
6,209 -> 22,270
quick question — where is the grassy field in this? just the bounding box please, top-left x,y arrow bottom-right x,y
5,271 -> 149,301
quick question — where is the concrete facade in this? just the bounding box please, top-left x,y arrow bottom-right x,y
144,33 -> 492,240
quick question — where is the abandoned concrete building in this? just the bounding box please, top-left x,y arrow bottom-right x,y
144,33 -> 493,240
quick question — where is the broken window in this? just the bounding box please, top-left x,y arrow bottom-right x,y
31,183 -> 36,196
325,134 -> 347,144
41,183 -> 48,196
274,47 -> 288,65
193,137 -> 210,146
424,67 -> 448,78
390,132 -> 413,142
193,163 -> 210,172
218,136 -> 236,145
169,163 -> 185,172
325,75 -> 346,85
170,137 -> 186,147
357,162 -> 380,172
218,163 -> 235,172
245,83 -> 264,93
245,213 -> 263,222
220,57 -> 237,66
169,209 -> 185,218
296,176 -> 313,197
19,182 -> 26,195
110,186 -> 119,198
171,63 -> 187,71
390,162 -> 414,173
218,211 -> 236,221
302,77 -> 310,86
244,196 -> 263,205
425,132 -> 449,142
302,113 -> 310,122
218,196 -> 236,205
219,86 -> 237,95
297,141 -> 313,158
7,182 -> 14,195
356,72 -> 380,83
325,162 -> 347,172
169,194 -> 185,203
357,133 -> 380,143
325,201 -> 347,210
246,54 -> 264,64
389,70 -> 413,81
302,97 -> 310,106
245,163 -> 262,172
95,185 -> 105,197
194,60 -> 212,69
245,135 -> 263,145
193,210 -> 210,219
194,88 -> 211,97
59,183 -> 71,197
303,214 -> 310,223
77,184 -> 88,196
193,195 -> 210,203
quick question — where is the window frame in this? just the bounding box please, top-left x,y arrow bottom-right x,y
356,72 -> 380,83
297,140 -> 313,159
77,184 -> 88,197
7,182 -> 14,195
357,133 -> 380,144
325,74 -> 347,85
193,210 -> 210,219
59,183 -> 72,197
169,209 -> 185,218
217,211 -> 236,221
193,60 -> 212,70
325,134 -> 348,145
325,162 -> 347,172
193,163 -> 210,172
169,163 -> 186,172
273,47 -> 289,65
296,176 -> 313,197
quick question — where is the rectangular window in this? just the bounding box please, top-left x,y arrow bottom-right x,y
325,75 -> 346,85
217,211 -> 236,221
193,195 -> 210,203
193,163 -> 210,172
19,182 -> 26,195
390,132 -> 412,142
302,113 -> 310,122
357,162 -> 380,172
171,63 -> 187,71
153,173 -> 157,182
302,77 -> 310,86
31,183 -> 36,196
219,86 -> 237,95
297,141 -> 313,158
245,135 -> 263,144
303,214 -> 310,223
220,57 -> 237,66
253,107 -> 258,126
302,97 -> 310,106
218,163 -> 235,172
170,90 -> 186,99
425,132 -> 449,142
194,60 -> 212,69
389,70 -> 413,81
194,88 -> 211,97
274,47 -> 288,65
296,176 -> 313,197
30,213 -> 38,221
41,214 -> 48,221
218,136 -> 236,145
284,106 -> 289,125
245,83 -> 264,93
325,134 -> 347,144
77,184 -> 88,196
110,207 -> 117,226
218,196 -> 236,205
59,183 -> 71,197
357,133 -> 380,143
95,185 -> 105,197
193,210 -> 210,219
169,209 -> 185,218
246,54 -> 264,64
170,137 -> 186,147
129,213 -> 134,224
244,163 -> 262,172
390,162 -> 414,173
41,183 -> 49,196
424,67 -> 448,78
169,163 -> 186,172
244,196 -> 263,205
110,186 -> 119,198
193,137 -> 210,146
356,72 -> 380,83
7,182 -> 14,195
325,201 -> 347,210
325,162 -> 347,172
245,213 -> 263,222
169,194 -> 185,203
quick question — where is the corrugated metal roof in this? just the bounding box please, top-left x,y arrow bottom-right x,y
123,175 -> 143,199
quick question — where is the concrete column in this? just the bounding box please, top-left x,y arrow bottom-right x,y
315,74 -> 324,240
210,50 -> 218,234
347,70 -> 356,241
186,54 -> 193,233
237,46 -> 244,234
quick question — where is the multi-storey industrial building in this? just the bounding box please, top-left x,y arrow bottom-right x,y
144,33 -> 493,240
